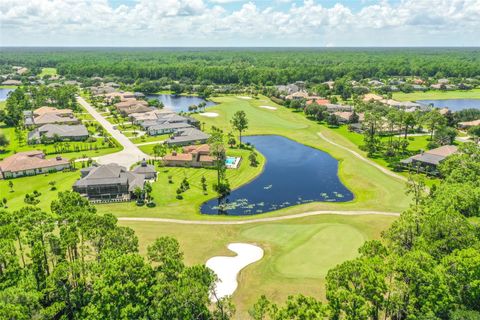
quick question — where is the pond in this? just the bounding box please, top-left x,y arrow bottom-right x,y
145,94 -> 216,113
416,99 -> 480,111
0,88 -> 14,101
201,135 -> 354,215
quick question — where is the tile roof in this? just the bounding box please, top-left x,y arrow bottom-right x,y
0,151 -> 69,173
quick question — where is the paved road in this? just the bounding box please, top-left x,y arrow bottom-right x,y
317,132 -> 407,182
118,210 -> 400,225
77,96 -> 150,168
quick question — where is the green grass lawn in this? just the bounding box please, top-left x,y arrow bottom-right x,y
0,126 -> 121,160
121,213 -> 395,318
0,170 -> 79,212
393,88 -> 480,101
131,134 -> 170,144
98,147 -> 265,218
97,95 -> 411,220
38,67 -> 58,77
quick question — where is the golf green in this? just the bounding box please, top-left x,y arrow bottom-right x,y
242,223 -> 366,278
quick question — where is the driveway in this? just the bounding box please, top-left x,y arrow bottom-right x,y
77,96 -> 150,168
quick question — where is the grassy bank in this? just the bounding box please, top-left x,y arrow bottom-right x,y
393,88 -> 480,101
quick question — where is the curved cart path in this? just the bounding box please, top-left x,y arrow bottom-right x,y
118,210 -> 400,225
317,132 -> 407,182
77,96 -> 150,168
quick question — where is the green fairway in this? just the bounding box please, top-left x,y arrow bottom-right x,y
121,213 -> 395,318
96,95 -> 411,220
38,67 -> 58,77
393,88 -> 480,101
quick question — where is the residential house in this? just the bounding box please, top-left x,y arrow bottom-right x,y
2,79 -> 21,86
285,91 -> 309,100
306,99 -> 330,106
368,80 -> 385,87
163,144 -> 214,167
333,111 -> 365,124
362,93 -> 383,102
28,124 -> 89,143
26,107 -> 79,126
0,151 -> 70,179
73,163 -> 145,201
166,127 -> 210,146
325,104 -> 353,112
458,119 -> 480,129
132,160 -> 157,180
400,145 -> 458,174
129,109 -> 172,124
147,122 -> 192,136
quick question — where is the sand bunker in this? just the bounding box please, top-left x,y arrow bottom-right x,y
199,112 -> 219,118
206,243 -> 264,300
237,96 -> 252,100
259,105 -> 277,110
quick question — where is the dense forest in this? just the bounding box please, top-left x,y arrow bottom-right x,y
1,48 -> 480,85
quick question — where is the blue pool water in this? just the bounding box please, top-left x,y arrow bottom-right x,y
416,99 -> 480,111
201,135 -> 354,215
225,157 -> 236,166
0,88 -> 13,101
145,94 -> 216,113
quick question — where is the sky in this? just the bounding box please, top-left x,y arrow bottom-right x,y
1,0 -> 479,47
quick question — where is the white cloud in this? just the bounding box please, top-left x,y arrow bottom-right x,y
0,0 -> 479,46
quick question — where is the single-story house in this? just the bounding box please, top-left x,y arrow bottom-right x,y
148,122 -> 193,136
34,113 -> 80,126
325,104 -> 353,112
458,119 -> 480,129
163,144 -> 214,167
306,99 -> 330,106
34,106 -> 74,117
28,124 -> 89,143
166,128 -> 210,146
103,91 -> 136,102
400,145 -> 458,174
132,160 -> 157,179
116,104 -> 152,116
73,163 -> 145,201
2,79 -> 21,86
333,111 -> 365,124
0,151 -> 70,179
285,91 -> 309,100
362,94 -> 384,102
129,110 -> 172,124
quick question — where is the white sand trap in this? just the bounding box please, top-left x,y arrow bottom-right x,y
237,96 -> 252,100
206,243 -> 264,300
259,105 -> 277,110
199,112 -> 219,118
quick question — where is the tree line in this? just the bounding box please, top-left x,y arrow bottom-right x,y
1,48 -> 480,85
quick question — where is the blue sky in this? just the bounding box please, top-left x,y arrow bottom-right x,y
1,0 -> 479,47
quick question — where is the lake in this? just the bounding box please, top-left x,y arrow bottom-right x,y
201,135 -> 354,215
145,94 -> 215,113
0,88 -> 13,101
416,99 -> 480,111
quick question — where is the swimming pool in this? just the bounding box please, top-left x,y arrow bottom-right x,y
225,156 -> 241,169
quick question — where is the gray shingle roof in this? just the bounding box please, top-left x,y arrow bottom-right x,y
28,124 -> 89,141
73,164 -> 144,191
